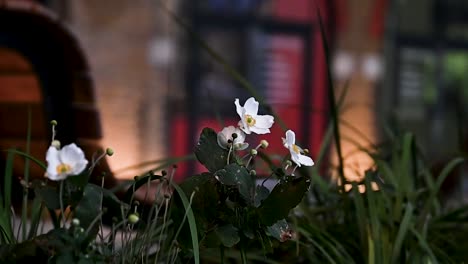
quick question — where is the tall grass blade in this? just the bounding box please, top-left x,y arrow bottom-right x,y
27,197 -> 43,240
409,226 -> 438,264
391,203 -> 413,263
171,182 -> 199,264
0,151 -> 15,243
21,107 -> 32,241
314,4 -> 346,190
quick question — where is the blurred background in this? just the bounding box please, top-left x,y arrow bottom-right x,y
1,0 -> 468,192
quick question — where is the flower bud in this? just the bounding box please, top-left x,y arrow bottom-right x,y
106,148 -> 114,156
128,213 -> 139,224
231,133 -> 238,139
50,120 -> 58,126
285,160 -> 293,167
250,170 -> 256,176
72,218 -> 80,226
250,149 -> 258,156
260,140 -> 269,149
51,140 -> 61,149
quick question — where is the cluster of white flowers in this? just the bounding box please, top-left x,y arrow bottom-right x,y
217,97 -> 314,168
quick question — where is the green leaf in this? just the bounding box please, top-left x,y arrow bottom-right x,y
180,173 -> 219,221
254,185 -> 270,207
195,128 -> 229,173
258,177 -> 310,226
216,224 -> 240,247
34,184 -> 60,210
74,184 -> 102,237
214,163 -> 254,204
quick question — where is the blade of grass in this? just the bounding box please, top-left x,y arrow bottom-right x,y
409,225 -> 438,264
351,182 -> 368,258
171,182 -> 199,264
0,150 -> 15,243
364,176 -> 382,263
420,157 -> 464,218
391,203 -> 413,263
27,197 -> 43,239
314,4 -> 346,191
3,149 -> 47,171
21,107 -> 32,241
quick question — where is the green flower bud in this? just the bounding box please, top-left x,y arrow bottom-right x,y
106,148 -> 114,156
51,140 -> 61,149
72,218 -> 80,226
250,149 -> 258,156
260,140 -> 269,149
50,120 -> 58,126
128,213 -> 139,224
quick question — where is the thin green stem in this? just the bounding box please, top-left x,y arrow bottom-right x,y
59,180 -> 65,228
240,245 -> 247,264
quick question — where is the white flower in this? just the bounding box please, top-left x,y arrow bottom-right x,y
235,97 -> 274,134
46,143 -> 88,181
282,130 -> 314,167
217,126 -> 249,150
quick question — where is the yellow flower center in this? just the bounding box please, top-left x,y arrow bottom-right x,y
56,163 -> 72,174
292,144 -> 300,154
245,114 -> 256,127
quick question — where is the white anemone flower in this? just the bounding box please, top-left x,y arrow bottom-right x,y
46,143 -> 88,181
235,97 -> 274,134
217,126 -> 249,150
282,130 -> 314,167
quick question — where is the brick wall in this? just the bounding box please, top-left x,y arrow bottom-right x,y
68,1 -> 178,178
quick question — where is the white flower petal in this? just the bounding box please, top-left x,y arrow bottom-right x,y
71,161 -> 88,175
217,126 -> 248,149
217,132 -> 229,149
290,152 -> 302,167
243,97 -> 259,115
234,99 -> 245,119
233,127 -> 246,143
60,143 -> 85,165
46,147 -> 61,179
298,154 -> 314,166
254,114 -> 274,129
285,130 -> 295,146
234,142 -> 249,150
249,126 -> 271,134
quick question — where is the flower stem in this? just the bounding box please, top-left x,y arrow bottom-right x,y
227,144 -> 233,165
240,245 -> 247,264
59,180 -> 65,228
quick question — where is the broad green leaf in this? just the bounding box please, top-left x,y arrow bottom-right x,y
74,184 -> 103,237
34,184 -> 60,210
258,177 -> 310,226
214,163 -> 254,204
215,224 -> 240,247
195,128 -> 229,173
254,185 -> 270,207
182,173 -> 219,222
